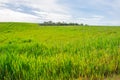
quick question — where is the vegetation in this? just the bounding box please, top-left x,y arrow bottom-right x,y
0,22 -> 120,80
39,21 -> 84,26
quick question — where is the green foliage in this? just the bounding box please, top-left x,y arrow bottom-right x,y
0,22 -> 120,79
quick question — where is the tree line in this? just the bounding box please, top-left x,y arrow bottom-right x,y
39,21 -> 87,26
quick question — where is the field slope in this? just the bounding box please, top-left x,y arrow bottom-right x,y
0,22 -> 120,80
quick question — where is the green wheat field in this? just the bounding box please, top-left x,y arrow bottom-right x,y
0,22 -> 120,80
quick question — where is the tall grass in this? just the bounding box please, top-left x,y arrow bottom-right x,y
0,23 -> 120,79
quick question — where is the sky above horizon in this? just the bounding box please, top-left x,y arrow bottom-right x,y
0,0 -> 120,25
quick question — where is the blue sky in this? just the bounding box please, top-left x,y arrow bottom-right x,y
0,0 -> 120,25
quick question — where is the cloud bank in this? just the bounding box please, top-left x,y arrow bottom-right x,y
0,0 -> 120,25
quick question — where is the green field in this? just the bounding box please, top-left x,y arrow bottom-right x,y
0,22 -> 120,80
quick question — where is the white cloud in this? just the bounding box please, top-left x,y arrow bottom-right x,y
0,0 -> 69,13
26,0 -> 68,13
0,0 -> 71,23
74,15 -> 104,25
0,8 -> 40,22
34,11 -> 72,22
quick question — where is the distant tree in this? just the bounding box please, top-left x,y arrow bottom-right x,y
85,24 -> 88,26
80,23 -> 84,26
39,21 -> 84,26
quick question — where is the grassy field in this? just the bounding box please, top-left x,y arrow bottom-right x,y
0,22 -> 120,80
